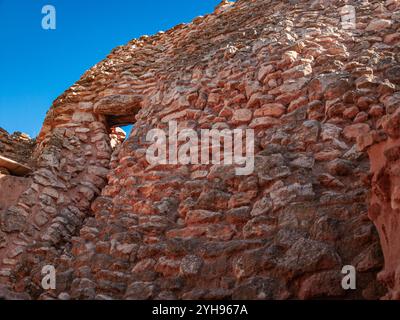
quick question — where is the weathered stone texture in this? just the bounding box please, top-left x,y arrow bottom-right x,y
0,128 -> 35,167
1,0 -> 400,300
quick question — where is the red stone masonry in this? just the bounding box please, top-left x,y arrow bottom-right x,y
0,128 -> 35,167
0,0 -> 400,299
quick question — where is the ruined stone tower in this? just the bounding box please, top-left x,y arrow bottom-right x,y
1,0 -> 400,300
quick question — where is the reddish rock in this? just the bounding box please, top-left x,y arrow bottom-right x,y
343,106 -> 359,119
253,103 -> 286,118
231,109 -> 252,124
1,0 -> 398,301
249,116 -> 280,129
343,123 -> 371,140
298,271 -> 344,299
366,19 -> 392,32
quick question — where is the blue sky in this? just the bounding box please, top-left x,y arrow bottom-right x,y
0,0 -> 221,137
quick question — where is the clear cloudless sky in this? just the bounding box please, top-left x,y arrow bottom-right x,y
0,0 -> 221,137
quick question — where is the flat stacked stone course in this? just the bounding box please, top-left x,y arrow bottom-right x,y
0,128 -> 35,168
0,0 -> 399,299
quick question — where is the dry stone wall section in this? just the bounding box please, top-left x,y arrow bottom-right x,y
0,0 -> 400,299
0,128 -> 35,167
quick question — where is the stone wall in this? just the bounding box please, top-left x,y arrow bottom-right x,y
368,106 -> 400,299
0,128 -> 35,167
0,0 -> 399,299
